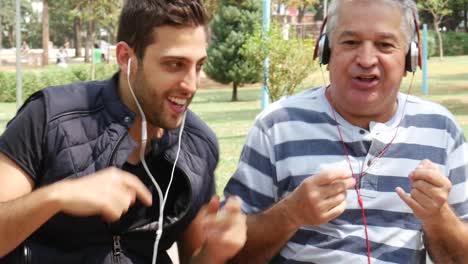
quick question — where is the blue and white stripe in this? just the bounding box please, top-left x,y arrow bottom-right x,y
224,86 -> 468,263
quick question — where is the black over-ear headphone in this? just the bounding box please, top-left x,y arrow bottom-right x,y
313,14 -> 422,72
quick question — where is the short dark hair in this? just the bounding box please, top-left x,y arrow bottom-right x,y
117,0 -> 209,59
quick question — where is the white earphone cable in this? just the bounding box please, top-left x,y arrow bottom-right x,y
126,59 -> 186,264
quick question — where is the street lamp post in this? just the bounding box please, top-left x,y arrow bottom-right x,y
16,0 -> 23,109
261,0 -> 270,111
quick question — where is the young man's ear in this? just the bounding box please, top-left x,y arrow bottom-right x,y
116,41 -> 136,76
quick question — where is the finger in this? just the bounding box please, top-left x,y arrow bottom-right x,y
410,169 -> 449,188
411,179 -> 445,201
395,187 -> 425,215
322,192 -> 347,212
205,196 -> 221,216
322,180 -> 353,199
418,159 -> 438,170
322,200 -> 347,221
410,188 -> 438,210
222,196 -> 243,214
315,169 -> 353,186
121,173 -> 153,206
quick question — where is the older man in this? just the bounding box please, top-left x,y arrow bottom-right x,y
224,0 -> 468,263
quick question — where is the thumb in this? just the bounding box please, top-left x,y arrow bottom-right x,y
205,195 -> 220,216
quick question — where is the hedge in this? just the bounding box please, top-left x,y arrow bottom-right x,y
428,31 -> 468,57
0,63 -> 118,103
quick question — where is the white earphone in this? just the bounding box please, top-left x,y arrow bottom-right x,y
126,57 -> 186,264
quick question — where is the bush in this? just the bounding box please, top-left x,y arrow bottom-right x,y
427,31 -> 468,57
0,64 -> 118,103
242,22 -> 317,102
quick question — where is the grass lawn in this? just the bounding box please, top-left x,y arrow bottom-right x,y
1,55 -> 467,194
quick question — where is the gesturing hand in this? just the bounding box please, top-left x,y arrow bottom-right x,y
396,159 -> 452,224
286,169 -> 356,227
55,167 -> 153,222
198,196 -> 247,263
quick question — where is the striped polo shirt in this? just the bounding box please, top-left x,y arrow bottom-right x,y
224,86 -> 468,264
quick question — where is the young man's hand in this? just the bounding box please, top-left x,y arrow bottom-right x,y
54,167 -> 153,222
196,196 -> 247,263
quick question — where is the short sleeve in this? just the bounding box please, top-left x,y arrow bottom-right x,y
0,94 -> 46,182
223,119 -> 278,214
446,128 -> 468,220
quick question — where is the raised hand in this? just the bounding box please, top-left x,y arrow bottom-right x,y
396,159 -> 452,224
54,167 -> 153,222
197,196 -> 247,263
286,169 -> 355,227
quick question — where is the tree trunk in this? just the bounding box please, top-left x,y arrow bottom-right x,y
73,17 -> 82,57
7,27 -> 14,48
0,15 -> 3,51
42,0 -> 49,66
84,20 -> 96,63
231,82 -> 238,101
298,6 -> 306,23
433,17 -> 444,60
464,1 -> 468,33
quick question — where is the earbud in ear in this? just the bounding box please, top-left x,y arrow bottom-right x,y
127,58 -> 132,78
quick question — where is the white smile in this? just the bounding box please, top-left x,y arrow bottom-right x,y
168,96 -> 187,106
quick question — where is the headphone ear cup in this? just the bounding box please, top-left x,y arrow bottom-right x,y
316,34 -> 331,65
405,41 -> 419,72
321,36 -> 331,65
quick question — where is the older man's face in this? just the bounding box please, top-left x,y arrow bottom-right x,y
327,0 -> 408,126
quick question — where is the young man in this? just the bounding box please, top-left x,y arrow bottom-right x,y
0,1 -> 246,263
224,0 -> 468,263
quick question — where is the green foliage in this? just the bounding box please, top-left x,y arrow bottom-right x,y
204,0 -> 262,94
427,30 -> 468,57
0,64 -> 118,102
0,0 -> 36,48
242,22 -> 317,102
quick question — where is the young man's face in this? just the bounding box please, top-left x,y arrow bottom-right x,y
132,25 -> 207,129
327,0 -> 408,125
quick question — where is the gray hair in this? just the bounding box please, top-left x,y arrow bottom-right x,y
325,0 -> 419,50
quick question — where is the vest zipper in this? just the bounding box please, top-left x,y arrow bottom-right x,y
22,243 -> 31,264
112,235 -> 122,264
108,132 -> 127,264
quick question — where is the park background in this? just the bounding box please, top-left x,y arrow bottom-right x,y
0,0 -> 467,195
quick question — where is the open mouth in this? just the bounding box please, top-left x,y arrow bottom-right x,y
168,96 -> 186,106
356,76 -> 378,82
168,96 -> 187,113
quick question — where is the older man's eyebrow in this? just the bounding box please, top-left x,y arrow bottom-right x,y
337,31 -> 358,40
337,31 -> 399,41
376,32 -> 399,42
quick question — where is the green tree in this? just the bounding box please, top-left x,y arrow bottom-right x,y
68,0 -> 121,62
204,0 -> 220,19
418,0 -> 451,60
243,22 -> 317,102
0,0 -> 34,48
204,0 -> 261,101
42,0 -> 49,65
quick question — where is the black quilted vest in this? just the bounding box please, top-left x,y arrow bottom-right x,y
3,74 -> 218,264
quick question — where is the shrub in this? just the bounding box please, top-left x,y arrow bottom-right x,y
242,22 -> 317,102
0,64 -> 118,103
427,30 -> 468,57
